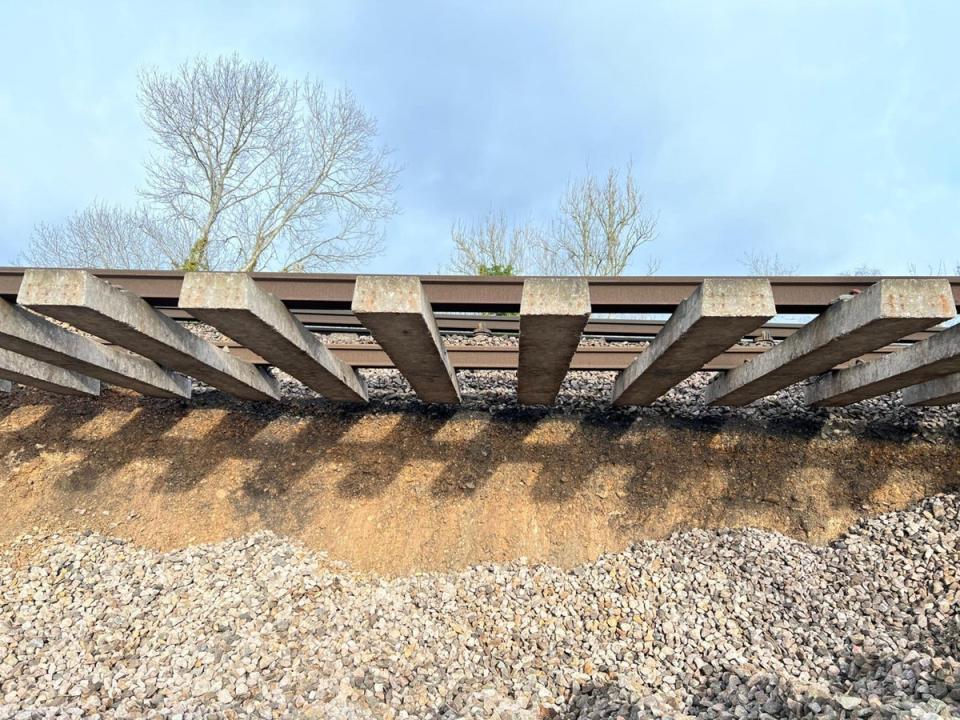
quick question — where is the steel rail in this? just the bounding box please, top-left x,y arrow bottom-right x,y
157,308 -> 942,343
3,268 -> 959,313
213,342 -> 899,371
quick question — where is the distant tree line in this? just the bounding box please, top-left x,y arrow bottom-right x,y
24,54 -> 960,281
25,53 -> 664,277
738,250 -> 960,277
448,163 -> 658,276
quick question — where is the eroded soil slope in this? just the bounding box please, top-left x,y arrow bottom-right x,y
1,388 -> 958,575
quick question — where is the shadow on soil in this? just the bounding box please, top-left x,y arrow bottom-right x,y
0,387 -> 958,573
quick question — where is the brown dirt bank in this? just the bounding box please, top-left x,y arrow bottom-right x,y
1,387 -> 958,576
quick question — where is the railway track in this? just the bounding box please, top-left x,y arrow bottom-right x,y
0,268 -> 959,407
2,269 -> 960,312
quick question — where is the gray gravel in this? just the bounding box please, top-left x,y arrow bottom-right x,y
323,332 -> 960,443
1,495 -> 957,719
172,322 -> 960,444
271,366 -> 960,445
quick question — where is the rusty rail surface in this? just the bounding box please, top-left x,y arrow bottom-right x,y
168,310 -> 937,344
3,268 -> 959,313
221,342 -> 897,370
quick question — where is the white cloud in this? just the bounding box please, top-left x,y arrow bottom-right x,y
2,0 -> 958,273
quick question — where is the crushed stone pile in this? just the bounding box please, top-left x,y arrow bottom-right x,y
1,495 -> 957,719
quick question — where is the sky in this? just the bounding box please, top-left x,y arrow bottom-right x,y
1,1 -> 958,276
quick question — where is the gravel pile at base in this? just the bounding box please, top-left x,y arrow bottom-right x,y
2,496 -> 957,719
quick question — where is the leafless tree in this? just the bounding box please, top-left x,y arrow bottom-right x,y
528,232 -> 566,276
907,261 -> 960,276
139,54 -> 398,271
448,212 -> 543,274
447,164 -> 657,277
549,163 -> 658,275
738,250 -> 798,276
21,201 -> 174,269
24,54 -> 397,272
839,265 -> 883,276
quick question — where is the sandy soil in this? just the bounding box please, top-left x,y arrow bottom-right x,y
1,387 -> 958,576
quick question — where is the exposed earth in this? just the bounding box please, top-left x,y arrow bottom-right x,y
0,376 -> 959,575
1,362 -> 958,718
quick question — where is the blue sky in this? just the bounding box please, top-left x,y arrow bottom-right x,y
1,1 -> 958,275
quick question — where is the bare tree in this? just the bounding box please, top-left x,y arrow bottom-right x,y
550,163 -> 657,275
839,265 -> 883,276
738,250 -> 798,276
907,261 -> 960,276
446,164 -> 657,277
21,201 -> 173,269
448,211 -> 542,274
528,231 -> 566,276
139,54 -> 398,271
24,54 -> 397,272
